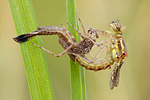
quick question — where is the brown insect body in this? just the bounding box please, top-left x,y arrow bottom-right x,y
13,26 -> 95,61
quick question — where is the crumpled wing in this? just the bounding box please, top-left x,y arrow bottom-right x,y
109,61 -> 124,90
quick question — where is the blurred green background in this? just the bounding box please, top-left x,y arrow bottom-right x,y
1,0 -> 150,100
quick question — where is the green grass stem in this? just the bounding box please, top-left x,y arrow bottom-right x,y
66,0 -> 87,100
9,0 -> 55,100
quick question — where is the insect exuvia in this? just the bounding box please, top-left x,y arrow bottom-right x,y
13,18 -> 128,90
13,18 -> 98,61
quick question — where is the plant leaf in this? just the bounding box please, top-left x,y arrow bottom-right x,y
9,0 -> 55,100
66,0 -> 87,100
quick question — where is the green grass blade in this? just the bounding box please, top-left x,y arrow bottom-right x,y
9,0 -> 55,100
66,0 -> 87,100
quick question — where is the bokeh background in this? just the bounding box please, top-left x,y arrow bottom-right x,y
1,0 -> 150,100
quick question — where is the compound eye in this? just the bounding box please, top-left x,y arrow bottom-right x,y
112,21 -> 115,23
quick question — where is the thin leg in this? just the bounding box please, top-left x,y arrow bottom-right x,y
60,24 -> 75,44
61,24 -> 75,43
67,23 -> 97,46
95,29 -> 112,37
83,24 -> 93,30
97,40 -> 111,46
78,18 -> 87,35
90,45 -> 108,63
67,52 -> 92,63
83,25 -> 99,38
90,39 -> 111,49
84,25 -> 112,37
89,52 -> 95,58
32,42 -> 74,57
67,22 -> 106,47
67,23 -> 85,39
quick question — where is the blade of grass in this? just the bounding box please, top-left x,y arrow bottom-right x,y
9,0 -> 55,100
66,0 -> 86,100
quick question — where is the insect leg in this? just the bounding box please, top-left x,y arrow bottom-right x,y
95,29 -> 112,37
89,45 -> 108,63
97,39 -> 112,47
32,42 -> 74,57
67,52 -> 92,63
67,22 -> 103,46
67,23 -> 85,39
89,52 -> 95,59
78,18 -> 87,35
84,36 -> 111,47
61,24 -> 76,43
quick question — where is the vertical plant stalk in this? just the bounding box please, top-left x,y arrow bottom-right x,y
66,0 -> 86,100
9,0 -> 55,100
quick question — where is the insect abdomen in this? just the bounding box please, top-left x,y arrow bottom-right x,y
13,33 -> 35,43
13,26 -> 68,43
76,56 -> 113,71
